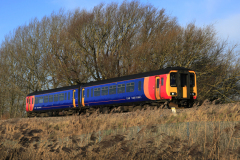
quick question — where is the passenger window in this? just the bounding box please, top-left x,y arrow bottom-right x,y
49,95 -> 53,102
94,88 -> 100,96
44,96 -> 48,103
161,78 -> 164,86
109,85 -> 116,95
65,93 -> 67,100
59,93 -> 64,101
54,94 -> 58,102
68,92 -> 70,100
102,86 -> 108,95
39,97 -> 43,103
35,97 -> 38,104
138,81 -> 141,91
170,73 -> 177,87
91,89 -> 93,97
87,89 -> 89,98
118,84 -> 125,93
126,82 -> 134,92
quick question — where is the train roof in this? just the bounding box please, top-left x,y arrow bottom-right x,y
27,67 -> 192,96
82,67 -> 192,87
27,85 -> 81,96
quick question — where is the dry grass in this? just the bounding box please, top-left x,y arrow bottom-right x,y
1,102 -> 240,159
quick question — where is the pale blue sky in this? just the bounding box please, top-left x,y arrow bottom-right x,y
0,0 -> 240,49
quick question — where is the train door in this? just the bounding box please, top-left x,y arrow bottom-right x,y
73,90 -> 76,108
29,96 -> 34,111
155,77 -> 161,100
81,88 -> 85,107
176,72 -> 190,99
181,74 -> 188,98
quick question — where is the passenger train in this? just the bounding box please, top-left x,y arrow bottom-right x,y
26,67 -> 197,117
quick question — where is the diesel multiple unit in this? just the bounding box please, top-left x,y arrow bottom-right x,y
26,67 -> 197,116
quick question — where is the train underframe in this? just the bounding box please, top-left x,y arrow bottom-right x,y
27,98 -> 194,117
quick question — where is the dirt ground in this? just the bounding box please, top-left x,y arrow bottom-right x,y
1,102 -> 240,159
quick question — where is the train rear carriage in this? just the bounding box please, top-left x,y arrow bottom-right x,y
26,85 -> 80,116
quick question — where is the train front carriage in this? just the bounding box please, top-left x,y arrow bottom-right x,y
143,67 -> 197,107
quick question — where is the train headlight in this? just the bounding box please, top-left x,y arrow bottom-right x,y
190,92 -> 195,96
170,92 -> 177,96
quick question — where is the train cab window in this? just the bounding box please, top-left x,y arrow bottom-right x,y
54,94 -> 58,102
170,73 -> 177,87
109,85 -> 116,95
59,93 -> 64,101
49,95 -> 53,102
91,89 -> 93,97
65,93 -> 67,100
94,88 -> 100,96
138,81 -> 141,91
126,82 -> 135,92
44,96 -> 48,103
35,97 -> 38,104
39,97 -> 43,103
68,92 -> 70,100
118,84 -> 125,93
102,86 -> 108,95
87,89 -> 89,98
190,73 -> 195,87
161,78 -> 164,86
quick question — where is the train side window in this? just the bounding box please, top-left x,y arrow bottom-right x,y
91,89 -> 93,97
39,97 -> 43,103
59,93 -> 64,101
49,95 -> 53,102
35,97 -> 38,104
102,86 -> 108,95
65,93 -> 67,100
94,88 -> 100,96
170,73 -> 177,87
126,82 -> 134,92
138,81 -> 141,91
54,94 -> 58,102
68,92 -> 70,100
44,96 -> 48,103
109,85 -> 116,95
118,84 -> 125,93
190,73 -> 195,87
161,78 -> 164,86
87,89 -> 89,98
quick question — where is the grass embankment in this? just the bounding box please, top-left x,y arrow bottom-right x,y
0,102 -> 240,159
